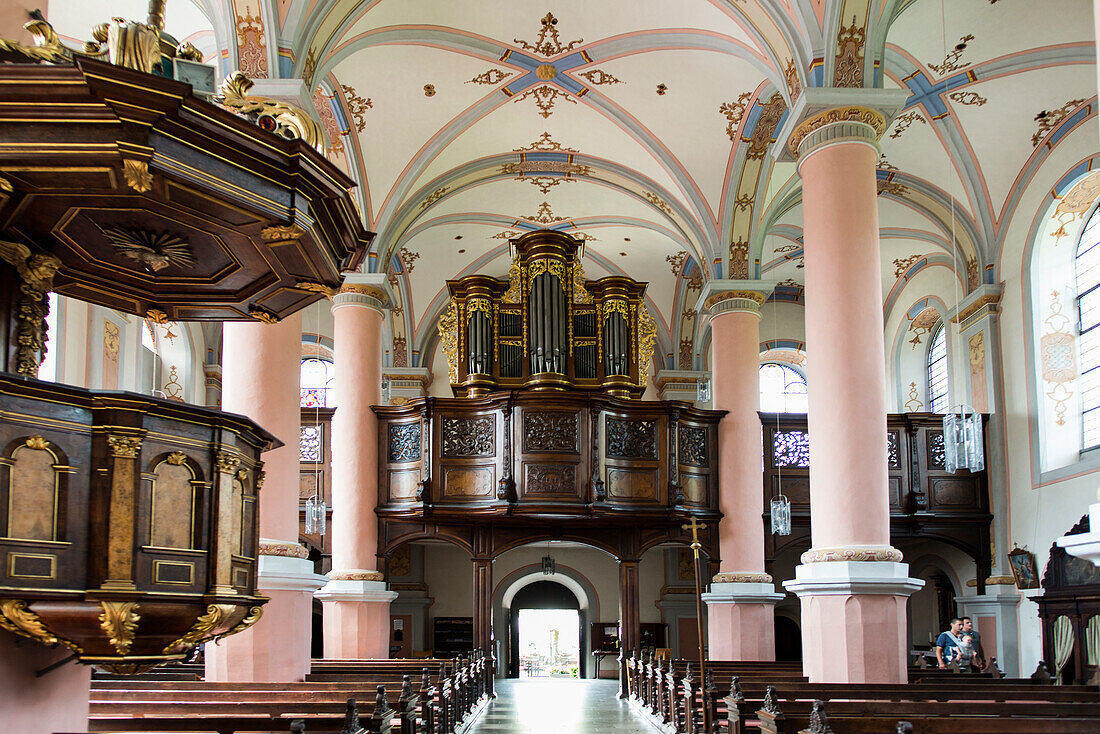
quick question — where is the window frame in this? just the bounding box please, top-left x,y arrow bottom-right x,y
1076,204 -> 1100,450
926,321 -> 950,414
300,357 -> 335,408
758,361 -> 808,414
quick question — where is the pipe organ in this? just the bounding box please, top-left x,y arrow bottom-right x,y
440,230 -> 657,398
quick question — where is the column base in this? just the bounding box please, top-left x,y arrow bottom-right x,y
316,573 -> 399,659
702,581 -> 785,661
783,561 -> 923,683
1056,502 -> 1100,566
0,631 -> 90,734
206,550 -> 327,682
956,592 -> 1023,677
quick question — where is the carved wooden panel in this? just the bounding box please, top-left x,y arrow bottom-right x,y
389,470 -> 420,500
523,464 -> 576,495
522,411 -> 579,453
931,478 -> 977,506
606,468 -> 657,500
678,425 -> 708,467
442,416 -> 495,457
388,423 -> 421,463
888,476 -> 902,509
606,418 -> 657,459
443,467 -> 494,497
8,444 -> 57,541
927,430 -> 945,470
887,431 -> 900,469
773,429 -> 810,467
681,474 -> 706,503
151,463 -> 194,549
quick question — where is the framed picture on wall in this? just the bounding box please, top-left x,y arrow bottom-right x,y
1008,547 -> 1039,589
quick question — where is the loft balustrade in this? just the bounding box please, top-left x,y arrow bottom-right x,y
761,411 -> 994,592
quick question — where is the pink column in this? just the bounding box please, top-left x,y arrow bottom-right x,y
699,285 -> 783,660
317,277 -> 397,658
781,108 -> 922,684
206,312 -> 325,682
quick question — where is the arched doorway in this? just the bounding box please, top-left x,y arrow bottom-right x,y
506,580 -> 583,679
774,614 -> 802,662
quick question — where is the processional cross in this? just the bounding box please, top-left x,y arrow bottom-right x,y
682,517 -> 710,734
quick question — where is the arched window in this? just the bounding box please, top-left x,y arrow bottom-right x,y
759,363 -> 807,413
927,323 -> 949,413
1076,205 -> 1100,449
300,358 -> 335,407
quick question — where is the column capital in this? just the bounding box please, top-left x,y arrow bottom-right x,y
696,279 -> 776,317
774,87 -> 910,162
333,273 -> 392,311
948,283 -> 1003,329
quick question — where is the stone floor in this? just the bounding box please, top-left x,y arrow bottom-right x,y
465,678 -> 656,734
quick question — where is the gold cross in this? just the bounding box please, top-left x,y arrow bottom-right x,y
681,517 -> 705,558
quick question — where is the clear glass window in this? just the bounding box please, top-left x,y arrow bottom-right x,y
1077,206 -> 1100,449
927,323 -> 949,414
759,363 -> 807,413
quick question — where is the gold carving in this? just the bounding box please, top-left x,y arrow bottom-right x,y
176,42 -> 203,62
503,258 -> 523,303
24,436 -> 49,451
951,293 -> 1001,324
258,540 -> 309,558
0,13 -> 72,64
515,132 -> 575,152
788,106 -> 888,156
0,240 -> 61,376
166,451 -> 188,466
467,68 -> 511,85
99,225 -> 195,273
255,470 -> 266,489
0,599 -> 82,654
85,18 -> 160,73
215,451 -> 241,474
217,72 -> 325,152
637,305 -> 657,388
522,201 -> 569,224
248,307 -> 280,323
122,159 -> 154,193
162,604 -> 236,654
107,435 -> 142,459
785,58 -> 801,100
96,662 -> 160,675
438,301 -> 459,383
262,224 -> 305,242
965,576 -> 1016,587
535,64 -> 558,80
703,290 -> 768,310
800,546 -> 904,563
98,601 -> 141,656
514,12 -> 582,57
712,572 -> 774,584
572,263 -> 593,304
338,284 -> 388,303
578,69 -> 620,85
214,605 -> 263,644
146,309 -> 169,324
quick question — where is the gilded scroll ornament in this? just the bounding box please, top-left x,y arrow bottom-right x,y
503,259 -> 523,303
438,301 -> 459,383
162,603 -> 236,654
213,605 -> 263,644
215,451 -> 241,474
107,435 -> 142,458
97,662 -> 159,675
571,263 -> 593,304
0,599 -> 83,654
98,601 -> 141,656
0,240 -> 61,376
604,299 -> 629,317
84,18 -> 161,74
24,435 -> 49,451
262,224 -> 305,242
122,159 -> 154,193
146,309 -> 170,324
528,259 -> 566,281
636,305 -> 657,388
787,106 -> 888,157
216,72 -> 325,152
248,307 -> 280,324
295,281 -> 338,298
166,451 -> 188,465
0,13 -> 72,64
467,297 -> 492,314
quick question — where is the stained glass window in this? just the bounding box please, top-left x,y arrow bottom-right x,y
927,324 -> 949,414
300,358 -> 334,408
759,363 -> 807,413
1077,206 -> 1100,449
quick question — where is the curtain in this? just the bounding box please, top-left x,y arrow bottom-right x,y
1087,616 -> 1100,666
1052,615 -> 1074,682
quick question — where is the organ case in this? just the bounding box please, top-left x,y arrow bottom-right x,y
439,230 -> 657,398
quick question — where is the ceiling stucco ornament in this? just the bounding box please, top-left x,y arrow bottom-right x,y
520,201 -> 569,225
834,15 -> 865,88
788,105 -> 888,157
340,84 -> 372,132
929,35 -> 975,76
535,64 -> 558,80
1032,99 -> 1087,147
466,68 -> 511,86
719,92 -> 752,142
514,12 -> 582,57
889,110 -> 926,140
514,84 -> 576,118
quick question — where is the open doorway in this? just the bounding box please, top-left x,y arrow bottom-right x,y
517,608 -> 580,677
507,580 -> 584,678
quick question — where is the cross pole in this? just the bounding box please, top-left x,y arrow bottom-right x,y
682,517 -> 711,734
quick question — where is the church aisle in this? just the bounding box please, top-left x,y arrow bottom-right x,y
466,678 -> 656,734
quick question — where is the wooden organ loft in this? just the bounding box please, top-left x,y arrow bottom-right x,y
439,229 -> 657,398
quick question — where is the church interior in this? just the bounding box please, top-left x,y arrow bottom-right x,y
2,0 -> 1100,732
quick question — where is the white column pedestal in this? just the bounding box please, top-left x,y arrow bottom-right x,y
316,576 -> 399,659
784,562 -> 923,683
702,582 -> 786,661
955,592 -> 1023,678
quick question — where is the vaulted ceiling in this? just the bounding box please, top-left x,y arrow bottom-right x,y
45,0 -> 1099,373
